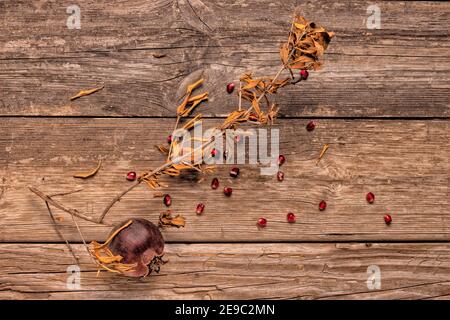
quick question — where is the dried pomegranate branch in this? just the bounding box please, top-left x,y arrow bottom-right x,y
29,13 -> 333,278
98,14 -> 334,223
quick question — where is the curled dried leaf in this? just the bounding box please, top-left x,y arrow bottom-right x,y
73,160 -> 102,179
159,211 -> 185,228
70,85 -> 104,101
155,145 -> 169,155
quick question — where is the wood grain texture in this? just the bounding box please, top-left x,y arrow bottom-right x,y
0,243 -> 448,299
0,118 -> 448,242
0,0 -> 448,117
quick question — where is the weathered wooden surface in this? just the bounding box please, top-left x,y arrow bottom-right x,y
1,243 -> 449,300
0,0 -> 449,117
0,0 -> 449,300
0,118 -> 448,242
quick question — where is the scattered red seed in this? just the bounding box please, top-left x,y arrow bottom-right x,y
257,217 -> 267,228
167,135 -> 173,144
196,203 -> 205,215
211,178 -> 219,189
278,154 -> 286,166
366,192 -> 375,204
384,214 -> 392,225
306,120 -> 316,131
211,148 -> 218,157
300,69 -> 309,80
230,167 -> 240,178
226,82 -> 235,94
287,212 -> 296,223
277,171 -> 285,182
234,135 -> 241,143
223,187 -> 233,197
126,171 -> 137,181
163,194 -> 172,207
319,200 -> 327,211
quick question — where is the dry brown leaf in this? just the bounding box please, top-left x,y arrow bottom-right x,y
73,160 -> 102,179
155,145 -> 169,154
159,211 -> 185,228
70,85 -> 104,101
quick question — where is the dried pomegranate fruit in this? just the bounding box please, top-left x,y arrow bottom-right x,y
91,218 -> 165,277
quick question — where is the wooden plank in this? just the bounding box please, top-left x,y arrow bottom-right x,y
0,118 -> 448,242
0,1 -> 448,117
0,243 -> 448,299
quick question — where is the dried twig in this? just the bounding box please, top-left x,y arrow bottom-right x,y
29,186 -> 103,224
45,201 -> 79,265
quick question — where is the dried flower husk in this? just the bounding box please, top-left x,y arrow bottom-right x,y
91,218 -> 165,277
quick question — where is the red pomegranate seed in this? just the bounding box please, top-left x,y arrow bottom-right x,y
211,178 -> 219,189
211,148 -> 218,157
257,217 -> 267,228
277,171 -> 284,182
366,192 -> 375,204
196,203 -> 205,215
226,82 -> 235,94
287,212 -> 296,223
167,135 -> 173,144
126,171 -> 137,181
163,194 -> 172,207
384,214 -> 392,225
306,121 -> 316,131
223,187 -> 233,197
230,167 -> 240,178
300,69 -> 309,80
278,154 -> 286,166
234,135 -> 241,143
319,200 -> 327,211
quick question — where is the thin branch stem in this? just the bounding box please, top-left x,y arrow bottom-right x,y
167,116 -> 180,161
98,138 -> 214,223
45,201 -> 79,265
29,186 -> 102,225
